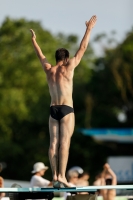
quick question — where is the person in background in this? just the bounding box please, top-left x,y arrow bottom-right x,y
67,170 -> 79,187
0,176 -> 5,199
30,162 -> 52,188
76,172 -> 90,186
93,163 -> 117,200
63,170 -> 79,200
102,163 -> 117,200
93,172 -> 103,187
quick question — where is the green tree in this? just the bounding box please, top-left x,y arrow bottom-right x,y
87,29 -> 133,128
0,17 -> 58,180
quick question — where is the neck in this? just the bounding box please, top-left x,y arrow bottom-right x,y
56,60 -> 64,65
56,58 -> 69,66
35,172 -> 41,176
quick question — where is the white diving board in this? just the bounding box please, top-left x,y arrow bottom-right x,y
0,185 -> 133,192
0,186 -> 132,200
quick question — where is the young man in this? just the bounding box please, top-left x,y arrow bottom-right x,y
30,15 -> 97,187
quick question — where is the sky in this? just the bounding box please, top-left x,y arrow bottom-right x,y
0,0 -> 133,55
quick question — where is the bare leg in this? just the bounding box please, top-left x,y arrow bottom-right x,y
49,116 -> 59,182
57,113 -> 75,186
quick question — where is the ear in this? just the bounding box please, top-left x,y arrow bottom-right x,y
65,58 -> 69,63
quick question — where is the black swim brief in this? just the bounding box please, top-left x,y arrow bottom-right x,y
50,105 -> 74,121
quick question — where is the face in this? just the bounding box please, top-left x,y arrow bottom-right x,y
39,169 -> 46,176
72,175 -> 78,184
70,172 -> 79,184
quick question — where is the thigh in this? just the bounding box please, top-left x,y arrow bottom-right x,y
49,116 -> 60,145
59,113 -> 75,144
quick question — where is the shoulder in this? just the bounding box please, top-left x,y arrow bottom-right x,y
77,180 -> 89,187
40,57 -> 52,72
30,175 -> 39,181
43,63 -> 52,73
63,59 -> 75,72
66,56 -> 79,70
93,179 -> 101,186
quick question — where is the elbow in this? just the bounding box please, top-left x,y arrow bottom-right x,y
80,45 -> 87,51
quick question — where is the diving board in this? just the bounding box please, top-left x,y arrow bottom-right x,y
0,185 -> 132,200
0,185 -> 133,192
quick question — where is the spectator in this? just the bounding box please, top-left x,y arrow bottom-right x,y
30,162 -> 52,188
93,163 -> 117,200
93,173 -> 103,186
0,176 -> 5,199
102,163 -> 117,200
67,170 -> 79,187
76,172 -> 90,187
63,170 -> 79,200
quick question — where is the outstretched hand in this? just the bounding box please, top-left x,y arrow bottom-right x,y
30,29 -> 36,39
85,15 -> 97,29
103,163 -> 110,170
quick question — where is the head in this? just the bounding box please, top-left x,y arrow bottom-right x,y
69,166 -> 84,175
55,48 -> 69,64
31,162 -> 48,176
67,170 -> 79,185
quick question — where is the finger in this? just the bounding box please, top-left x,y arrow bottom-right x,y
92,15 -> 97,18
92,15 -> 97,21
30,29 -> 35,35
85,21 -> 88,26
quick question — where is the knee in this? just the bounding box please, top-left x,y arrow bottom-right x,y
49,140 -> 59,151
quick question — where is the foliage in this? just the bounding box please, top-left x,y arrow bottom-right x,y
87,30 -> 133,128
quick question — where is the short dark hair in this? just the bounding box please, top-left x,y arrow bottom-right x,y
55,48 -> 69,62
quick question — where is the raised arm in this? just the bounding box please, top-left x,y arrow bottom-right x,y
30,29 -> 51,72
104,163 -> 117,185
68,15 -> 97,69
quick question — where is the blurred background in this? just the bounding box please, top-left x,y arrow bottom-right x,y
0,0 -> 133,189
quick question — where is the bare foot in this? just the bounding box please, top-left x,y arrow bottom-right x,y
52,174 -> 60,188
53,174 -> 58,182
58,175 -> 71,187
